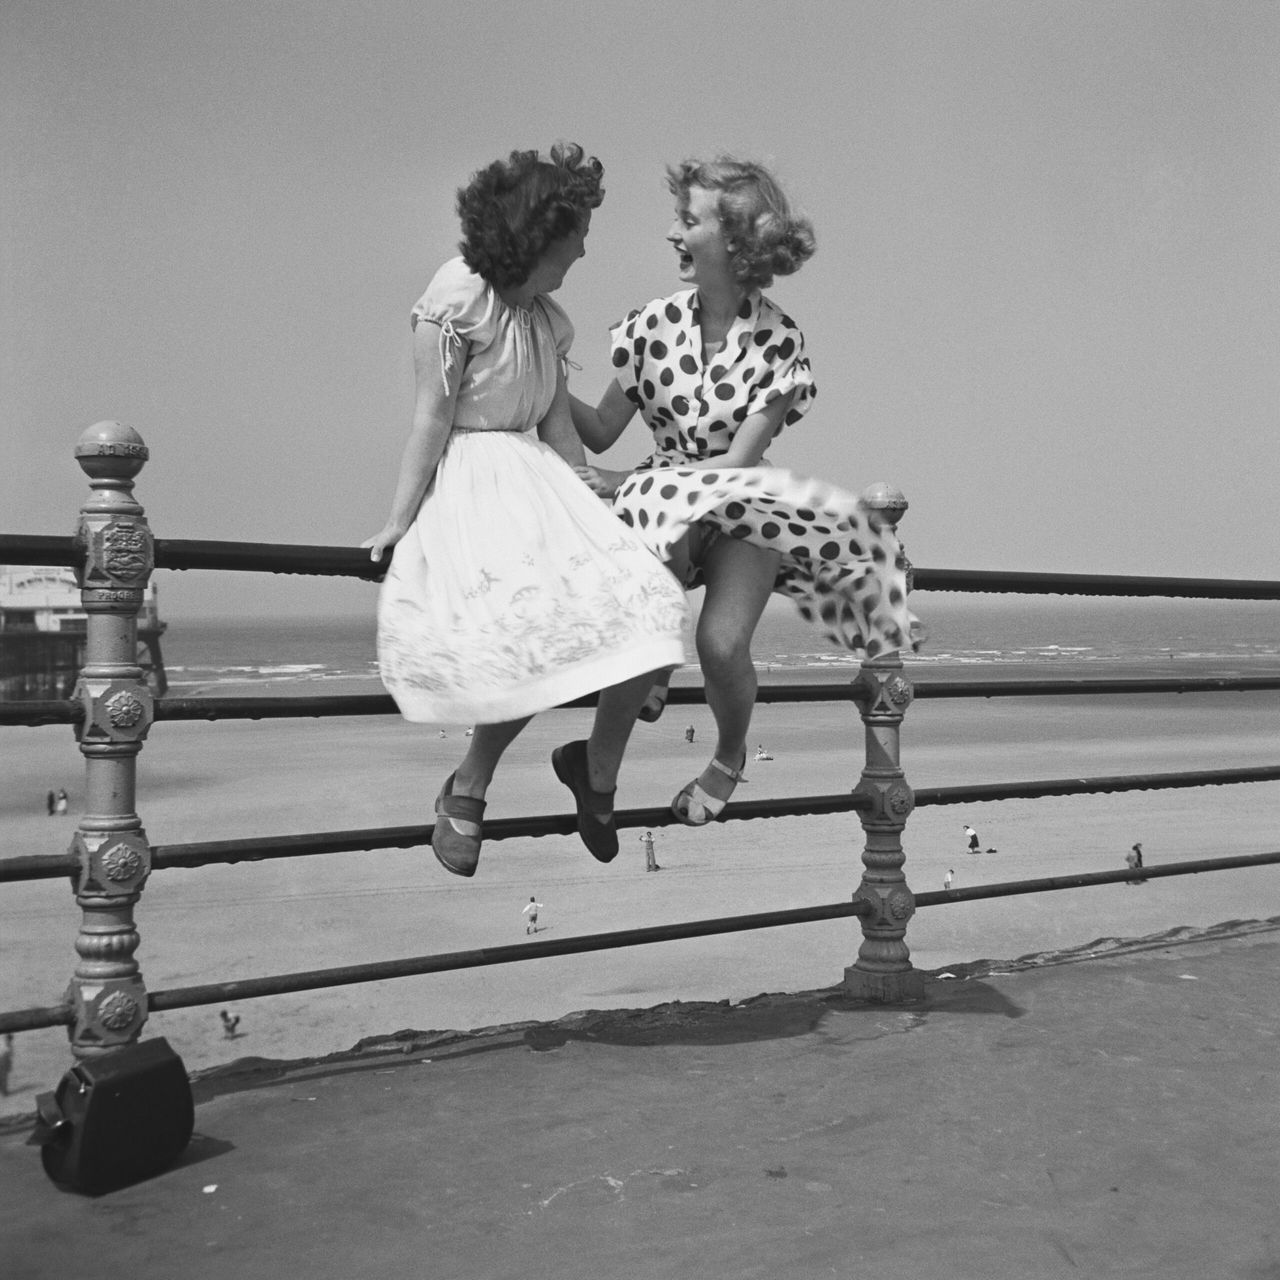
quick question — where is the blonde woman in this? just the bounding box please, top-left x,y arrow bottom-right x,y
569,157 -> 919,829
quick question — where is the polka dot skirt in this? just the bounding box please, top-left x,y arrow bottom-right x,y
612,466 -> 922,658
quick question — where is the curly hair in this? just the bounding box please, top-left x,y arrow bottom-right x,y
666,157 -> 815,291
457,142 -> 605,290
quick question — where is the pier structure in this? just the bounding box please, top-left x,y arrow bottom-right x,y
0,563 -> 167,701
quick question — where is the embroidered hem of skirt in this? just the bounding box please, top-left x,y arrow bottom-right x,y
383,636 -> 685,725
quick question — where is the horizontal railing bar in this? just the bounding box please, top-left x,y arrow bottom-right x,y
913,765 -> 1280,806
6,674 -> 1280,727
7,533 -> 1280,599
0,1004 -> 72,1032
0,901 -> 871,1032
155,694 -> 398,720
146,900 -> 872,1010
910,676 -> 1280,698
914,848 -> 1280,907
911,567 -> 1280,599
6,765 -> 1279,884
6,847 -> 1278,1033
154,539 -> 389,580
0,796 -> 871,882
0,534 -> 78,567
0,533 -> 388,579
0,853 -> 78,882
0,701 -> 82,727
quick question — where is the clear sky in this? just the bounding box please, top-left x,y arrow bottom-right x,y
3,1 -> 1277,618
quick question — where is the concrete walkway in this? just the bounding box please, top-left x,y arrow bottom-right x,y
3,921 -> 1278,1280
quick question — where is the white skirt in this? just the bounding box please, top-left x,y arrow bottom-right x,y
377,430 -> 688,724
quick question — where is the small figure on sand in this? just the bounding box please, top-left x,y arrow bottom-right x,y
753,744 -> 773,762
640,830 -> 660,872
54,788 -> 68,816
523,896 -> 543,934
0,1033 -> 14,1096
219,1009 -> 241,1039
1125,842 -> 1145,885
45,789 -> 56,816
684,724 -> 695,744
943,869 -> 954,891
963,823 -> 996,854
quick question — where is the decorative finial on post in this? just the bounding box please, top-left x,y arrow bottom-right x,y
846,482 -> 923,1003
858,481 -> 908,530
861,480 -> 913,592
66,421 -> 155,1056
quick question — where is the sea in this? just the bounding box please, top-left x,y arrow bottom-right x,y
159,594 -> 1280,696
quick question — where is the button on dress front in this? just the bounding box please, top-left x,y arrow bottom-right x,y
377,259 -> 688,723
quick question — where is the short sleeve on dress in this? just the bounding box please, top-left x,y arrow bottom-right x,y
538,294 -> 575,359
743,311 -> 817,429
608,306 -> 647,401
410,258 -> 502,389
410,257 -> 500,345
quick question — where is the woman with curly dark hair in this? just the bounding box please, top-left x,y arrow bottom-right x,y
568,156 -> 920,829
365,144 -> 687,877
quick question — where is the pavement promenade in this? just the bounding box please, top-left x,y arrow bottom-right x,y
2,920 -> 1278,1280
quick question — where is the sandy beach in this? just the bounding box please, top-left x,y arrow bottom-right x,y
4,676 -> 1280,1118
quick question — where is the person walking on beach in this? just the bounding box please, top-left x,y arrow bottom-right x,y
364,143 -> 688,879
568,156 -> 920,833
0,1033 -> 13,1096
1126,842 -> 1145,885
219,1010 -> 241,1038
640,830 -> 660,872
964,824 -> 980,855
943,869 -> 954,891
54,788 -> 68,816
685,724 -> 695,744
45,789 -> 56,816
523,897 -> 542,934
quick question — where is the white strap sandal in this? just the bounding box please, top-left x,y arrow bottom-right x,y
671,755 -> 747,826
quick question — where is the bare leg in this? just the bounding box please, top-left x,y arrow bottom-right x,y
450,717 -> 532,800
693,536 -> 780,805
550,666 -> 675,861
582,669 -> 675,818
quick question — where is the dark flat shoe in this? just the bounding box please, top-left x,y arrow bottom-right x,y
432,772 -> 484,877
636,681 -> 669,723
552,739 -> 618,863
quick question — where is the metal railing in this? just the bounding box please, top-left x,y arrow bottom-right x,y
3,420 -> 1279,1049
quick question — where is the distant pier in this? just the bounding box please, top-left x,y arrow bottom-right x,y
0,565 -> 167,699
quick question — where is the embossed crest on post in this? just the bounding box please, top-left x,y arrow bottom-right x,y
101,520 -> 152,582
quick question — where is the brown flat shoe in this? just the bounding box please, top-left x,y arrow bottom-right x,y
431,772 -> 485,877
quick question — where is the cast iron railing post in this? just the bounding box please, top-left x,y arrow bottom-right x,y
65,422 -> 156,1057
844,483 -> 924,1001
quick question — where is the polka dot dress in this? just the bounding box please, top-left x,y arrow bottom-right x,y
610,290 -> 921,657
